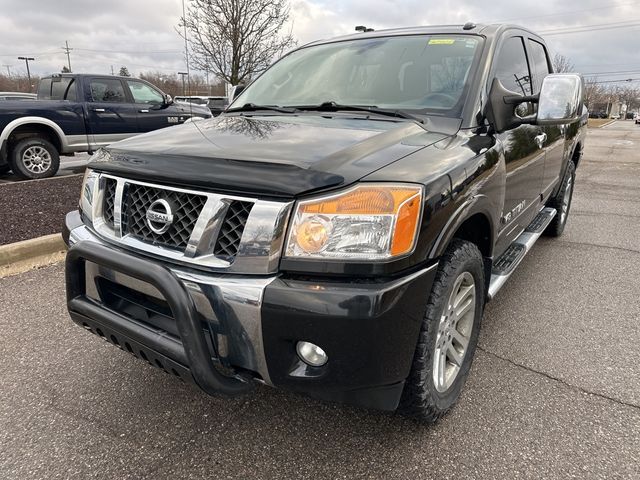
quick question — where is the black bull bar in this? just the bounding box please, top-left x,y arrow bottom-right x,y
65,240 -> 254,396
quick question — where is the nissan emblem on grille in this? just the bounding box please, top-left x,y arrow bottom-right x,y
145,199 -> 174,234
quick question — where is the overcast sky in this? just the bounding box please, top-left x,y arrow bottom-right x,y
1,0 -> 638,84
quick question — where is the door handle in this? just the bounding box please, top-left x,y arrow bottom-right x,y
534,133 -> 547,149
92,108 -> 106,112
138,109 -> 149,113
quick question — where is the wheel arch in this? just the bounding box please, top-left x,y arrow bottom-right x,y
429,195 -> 496,261
0,117 -> 67,154
571,140 -> 583,168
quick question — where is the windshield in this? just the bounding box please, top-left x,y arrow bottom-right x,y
234,35 -> 483,117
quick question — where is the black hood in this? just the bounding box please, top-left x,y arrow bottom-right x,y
93,114 -> 451,198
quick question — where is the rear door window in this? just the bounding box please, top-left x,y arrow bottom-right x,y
528,39 -> 551,93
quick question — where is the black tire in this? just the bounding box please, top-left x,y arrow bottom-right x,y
399,239 -> 485,423
9,137 -> 60,180
544,161 -> 575,237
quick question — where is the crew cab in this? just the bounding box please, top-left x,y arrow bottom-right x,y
0,74 -> 211,179
64,24 -> 586,422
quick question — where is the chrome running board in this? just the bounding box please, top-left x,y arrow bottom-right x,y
487,207 -> 557,300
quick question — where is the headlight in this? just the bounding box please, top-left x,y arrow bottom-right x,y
79,168 -> 99,221
285,183 -> 423,260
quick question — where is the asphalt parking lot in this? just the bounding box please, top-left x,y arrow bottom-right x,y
0,153 -> 90,184
1,121 -> 639,479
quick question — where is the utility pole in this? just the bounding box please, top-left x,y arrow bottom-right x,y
62,41 -> 72,72
17,57 -> 35,91
2,64 -> 12,77
110,65 -> 114,76
178,72 -> 188,96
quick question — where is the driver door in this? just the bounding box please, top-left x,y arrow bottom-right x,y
491,35 -> 545,248
125,79 -> 185,132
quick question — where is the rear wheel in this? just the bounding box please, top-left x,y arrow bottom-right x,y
399,239 -> 485,422
544,161 -> 575,237
10,137 -> 60,180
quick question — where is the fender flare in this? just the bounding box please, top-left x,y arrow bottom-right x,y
0,116 -> 68,152
429,194 -> 497,260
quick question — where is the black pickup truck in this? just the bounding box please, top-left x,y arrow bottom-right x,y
0,74 -> 211,179
64,24 -> 587,422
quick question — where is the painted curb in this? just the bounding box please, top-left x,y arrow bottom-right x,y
0,234 -> 66,277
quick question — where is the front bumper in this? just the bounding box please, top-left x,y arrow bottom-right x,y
64,211 -> 438,410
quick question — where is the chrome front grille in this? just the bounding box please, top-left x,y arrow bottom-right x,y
124,183 -> 208,250
103,178 -> 117,229
214,201 -> 253,258
92,174 -> 291,274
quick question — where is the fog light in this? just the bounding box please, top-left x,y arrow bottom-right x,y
296,341 -> 328,367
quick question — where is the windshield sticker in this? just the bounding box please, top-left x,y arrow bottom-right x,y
428,38 -> 456,45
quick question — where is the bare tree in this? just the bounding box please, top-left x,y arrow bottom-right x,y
179,0 -> 296,86
617,85 -> 640,116
0,73 -> 40,92
583,78 -> 605,108
552,53 -> 575,73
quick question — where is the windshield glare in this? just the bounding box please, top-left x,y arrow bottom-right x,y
234,35 -> 482,117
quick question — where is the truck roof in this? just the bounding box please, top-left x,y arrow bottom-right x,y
304,23 -> 544,47
41,73 -> 137,80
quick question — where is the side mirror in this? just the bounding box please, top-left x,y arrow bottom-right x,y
230,84 -> 246,101
486,78 -> 529,133
486,74 -> 584,133
537,74 -> 583,125
163,94 -> 173,105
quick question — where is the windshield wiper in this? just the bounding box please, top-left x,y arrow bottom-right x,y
226,103 -> 297,114
289,101 -> 424,123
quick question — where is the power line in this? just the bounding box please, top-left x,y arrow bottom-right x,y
74,48 -> 181,54
487,1 -> 638,23
581,70 -> 640,76
591,78 -> 640,84
539,20 -> 640,36
0,50 -> 60,57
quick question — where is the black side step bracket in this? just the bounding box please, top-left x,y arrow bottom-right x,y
488,207 -> 556,300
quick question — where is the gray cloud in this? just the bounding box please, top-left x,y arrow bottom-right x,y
0,0 -> 638,83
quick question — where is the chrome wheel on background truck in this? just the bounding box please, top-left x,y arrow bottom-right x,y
10,137 -> 60,180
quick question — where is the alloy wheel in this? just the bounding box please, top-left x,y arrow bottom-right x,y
22,146 -> 52,174
433,271 -> 476,392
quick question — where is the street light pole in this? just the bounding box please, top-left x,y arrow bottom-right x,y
17,56 -> 35,92
178,72 -> 188,96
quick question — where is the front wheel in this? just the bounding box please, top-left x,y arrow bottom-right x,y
399,239 -> 485,422
10,137 -> 60,180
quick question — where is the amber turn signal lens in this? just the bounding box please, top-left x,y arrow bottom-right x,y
391,194 -> 421,256
301,186 -> 420,215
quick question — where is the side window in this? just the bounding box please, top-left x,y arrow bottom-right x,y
65,79 -> 77,101
90,79 -> 126,103
51,78 -> 74,100
37,78 -> 52,99
493,36 -> 532,96
528,40 -> 551,94
126,80 -> 164,104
